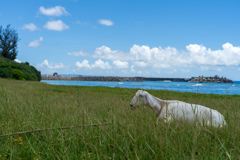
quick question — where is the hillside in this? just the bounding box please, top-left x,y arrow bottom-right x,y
0,57 -> 41,81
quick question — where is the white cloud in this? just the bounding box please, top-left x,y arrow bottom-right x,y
67,50 -> 86,56
113,60 -> 128,69
98,19 -> 114,26
90,42 -> 240,72
62,42 -> 240,76
76,60 -> 91,69
133,61 -> 147,68
126,43 -> 240,69
130,45 -> 180,69
39,6 -> 69,16
22,23 -> 39,31
14,59 -> 21,63
186,43 -> 240,66
37,60 -> 66,69
93,46 -> 128,61
27,37 -> 43,48
44,20 -> 69,31
130,45 -> 152,61
92,59 -> 111,69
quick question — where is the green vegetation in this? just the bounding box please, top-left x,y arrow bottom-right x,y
0,25 -> 40,81
0,25 -> 19,60
0,57 -> 41,81
0,78 -> 240,159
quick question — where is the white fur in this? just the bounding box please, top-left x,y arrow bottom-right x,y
130,90 -> 227,127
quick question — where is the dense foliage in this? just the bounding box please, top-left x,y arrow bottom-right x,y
0,57 -> 41,81
0,25 -> 19,60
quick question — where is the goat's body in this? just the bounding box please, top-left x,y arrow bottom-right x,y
130,90 -> 227,127
159,100 -> 226,127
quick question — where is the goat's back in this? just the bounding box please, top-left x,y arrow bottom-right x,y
163,100 -> 226,127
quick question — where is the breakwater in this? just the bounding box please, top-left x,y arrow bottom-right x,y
189,75 -> 233,83
41,75 -> 190,82
42,75 -> 144,81
41,75 -> 233,83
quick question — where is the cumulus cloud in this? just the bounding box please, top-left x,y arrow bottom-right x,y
129,43 -> 240,69
39,6 -> 69,16
22,23 -> 39,31
113,60 -> 128,69
68,42 -> 240,76
75,59 -> 111,70
14,59 -> 21,63
67,50 -> 87,56
186,43 -> 240,66
27,37 -> 43,48
130,45 -> 152,61
93,46 -> 128,61
44,20 -> 69,31
130,45 -> 180,68
76,60 -> 91,69
89,42 -> 240,70
37,60 -> 66,69
98,19 -> 114,26
92,59 -> 111,69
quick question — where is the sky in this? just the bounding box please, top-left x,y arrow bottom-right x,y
1,0 -> 240,80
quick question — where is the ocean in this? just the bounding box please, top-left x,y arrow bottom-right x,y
41,80 -> 240,95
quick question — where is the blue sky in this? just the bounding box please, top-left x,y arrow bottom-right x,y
1,0 -> 240,80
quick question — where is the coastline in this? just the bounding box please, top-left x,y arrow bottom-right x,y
41,75 -> 233,83
42,75 -> 190,82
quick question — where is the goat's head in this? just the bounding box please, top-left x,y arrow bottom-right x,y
129,90 -> 149,109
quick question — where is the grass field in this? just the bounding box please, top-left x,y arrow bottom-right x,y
0,78 -> 240,159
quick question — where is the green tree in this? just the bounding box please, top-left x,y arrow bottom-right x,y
0,25 -> 19,60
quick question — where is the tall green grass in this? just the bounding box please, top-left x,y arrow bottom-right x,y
0,78 -> 240,159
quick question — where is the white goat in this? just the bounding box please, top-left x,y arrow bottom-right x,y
130,90 -> 227,127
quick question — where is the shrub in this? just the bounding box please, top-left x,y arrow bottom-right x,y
24,72 -> 38,81
0,57 -> 41,81
11,69 -> 25,80
0,68 -> 13,79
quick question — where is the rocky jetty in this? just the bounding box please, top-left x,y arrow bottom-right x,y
41,74 -> 233,83
188,75 -> 233,83
41,75 -> 144,81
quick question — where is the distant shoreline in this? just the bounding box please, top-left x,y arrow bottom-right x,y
41,75 -> 233,83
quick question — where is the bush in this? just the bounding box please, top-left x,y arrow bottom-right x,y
0,68 -> 13,79
11,69 -> 25,80
0,57 -> 41,81
24,72 -> 37,81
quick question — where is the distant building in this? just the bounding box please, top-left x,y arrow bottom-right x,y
53,72 -> 58,76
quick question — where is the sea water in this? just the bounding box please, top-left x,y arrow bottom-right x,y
41,80 -> 240,95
